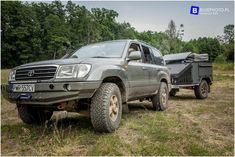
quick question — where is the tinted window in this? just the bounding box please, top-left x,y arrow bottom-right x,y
151,49 -> 164,65
142,45 -> 154,64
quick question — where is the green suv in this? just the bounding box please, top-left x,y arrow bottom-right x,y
3,40 -> 171,132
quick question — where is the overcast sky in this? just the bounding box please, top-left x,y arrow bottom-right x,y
75,1 -> 234,41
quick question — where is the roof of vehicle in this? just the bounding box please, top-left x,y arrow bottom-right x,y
100,39 -> 157,48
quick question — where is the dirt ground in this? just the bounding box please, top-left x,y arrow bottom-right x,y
1,69 -> 234,155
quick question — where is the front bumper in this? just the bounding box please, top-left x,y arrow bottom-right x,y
2,81 -> 101,105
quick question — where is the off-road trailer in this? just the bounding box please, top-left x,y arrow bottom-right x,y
163,52 -> 213,99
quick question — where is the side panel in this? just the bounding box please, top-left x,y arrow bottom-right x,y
125,61 -> 151,98
198,62 -> 213,82
192,63 -> 199,84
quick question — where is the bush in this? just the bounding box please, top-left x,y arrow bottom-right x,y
214,54 -> 227,63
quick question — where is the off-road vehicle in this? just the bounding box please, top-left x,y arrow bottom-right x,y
3,40 -> 171,132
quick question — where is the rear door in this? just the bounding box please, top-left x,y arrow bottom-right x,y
149,48 -> 165,92
139,44 -> 159,94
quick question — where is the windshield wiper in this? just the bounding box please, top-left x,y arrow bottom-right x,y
71,55 -> 78,58
91,56 -> 110,58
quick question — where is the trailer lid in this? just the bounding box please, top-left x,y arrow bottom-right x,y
163,52 -> 191,62
163,52 -> 209,63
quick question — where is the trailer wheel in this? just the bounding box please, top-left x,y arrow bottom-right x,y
169,89 -> 177,96
152,82 -> 169,111
194,80 -> 209,99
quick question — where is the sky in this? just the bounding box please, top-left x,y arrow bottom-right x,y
75,1 -> 234,41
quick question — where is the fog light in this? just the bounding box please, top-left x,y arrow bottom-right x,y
63,84 -> 71,91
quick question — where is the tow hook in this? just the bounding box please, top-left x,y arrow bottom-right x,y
17,93 -> 32,100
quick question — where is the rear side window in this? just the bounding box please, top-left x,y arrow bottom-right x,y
151,48 -> 164,65
142,45 -> 154,64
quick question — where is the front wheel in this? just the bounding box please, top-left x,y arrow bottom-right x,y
152,82 -> 169,111
17,104 -> 53,125
90,83 -> 122,133
194,80 -> 209,99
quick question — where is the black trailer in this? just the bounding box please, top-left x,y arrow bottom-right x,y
163,52 -> 213,99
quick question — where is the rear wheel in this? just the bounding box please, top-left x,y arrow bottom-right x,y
17,104 -> 53,125
194,80 -> 209,99
90,83 -> 122,133
152,82 -> 169,111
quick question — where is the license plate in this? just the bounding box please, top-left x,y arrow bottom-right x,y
12,84 -> 35,92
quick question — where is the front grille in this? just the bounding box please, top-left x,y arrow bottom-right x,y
15,66 -> 57,81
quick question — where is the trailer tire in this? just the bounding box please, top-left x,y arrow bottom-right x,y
17,104 -> 53,125
90,83 -> 122,133
194,80 -> 209,99
152,82 -> 169,111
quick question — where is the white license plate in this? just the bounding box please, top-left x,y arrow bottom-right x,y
12,84 -> 35,92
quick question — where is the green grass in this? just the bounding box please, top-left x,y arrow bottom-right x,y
213,62 -> 234,71
1,69 -> 9,84
1,63 -> 234,155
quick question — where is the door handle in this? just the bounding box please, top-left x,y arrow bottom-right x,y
142,67 -> 148,70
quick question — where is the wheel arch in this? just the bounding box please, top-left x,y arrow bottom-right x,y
202,77 -> 212,85
160,78 -> 168,84
102,76 -> 127,103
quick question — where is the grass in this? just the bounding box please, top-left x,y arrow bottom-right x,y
1,63 -> 234,155
1,69 -> 9,85
213,62 -> 234,71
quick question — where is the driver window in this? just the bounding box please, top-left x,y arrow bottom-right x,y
128,43 -> 142,62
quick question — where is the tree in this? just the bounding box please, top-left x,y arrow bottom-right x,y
44,14 -> 69,59
197,37 -> 222,61
222,24 -> 234,61
166,20 -> 177,39
165,20 -> 184,53
1,1 -> 41,67
223,24 -> 234,43
1,1 -> 229,68
91,8 -> 118,41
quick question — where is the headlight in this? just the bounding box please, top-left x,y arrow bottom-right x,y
8,70 -> 16,81
56,64 -> 91,79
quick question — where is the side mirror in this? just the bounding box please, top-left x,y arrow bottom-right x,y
127,51 -> 141,61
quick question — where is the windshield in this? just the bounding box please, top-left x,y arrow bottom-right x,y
71,41 -> 126,58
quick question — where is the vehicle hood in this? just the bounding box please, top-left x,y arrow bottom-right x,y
17,58 -> 122,68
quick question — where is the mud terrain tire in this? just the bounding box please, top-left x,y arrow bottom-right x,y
17,104 -> 53,125
152,82 -> 169,111
90,83 -> 122,133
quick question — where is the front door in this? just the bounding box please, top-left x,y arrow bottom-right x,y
126,42 -> 152,98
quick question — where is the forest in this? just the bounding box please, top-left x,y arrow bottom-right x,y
1,1 -> 234,68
